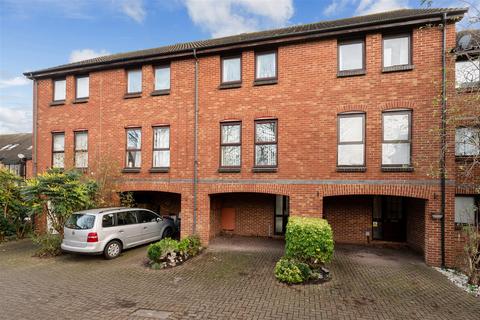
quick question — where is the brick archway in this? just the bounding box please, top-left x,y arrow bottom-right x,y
320,183 -> 433,200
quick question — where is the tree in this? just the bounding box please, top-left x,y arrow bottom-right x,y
23,169 -> 98,236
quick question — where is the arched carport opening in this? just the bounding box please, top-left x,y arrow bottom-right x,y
323,195 -> 426,256
209,192 -> 289,240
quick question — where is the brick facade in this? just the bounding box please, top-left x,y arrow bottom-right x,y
30,13 -> 476,267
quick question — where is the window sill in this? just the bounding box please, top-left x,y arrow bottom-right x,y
218,167 -> 241,173
150,89 -> 170,96
252,167 -> 277,173
124,93 -> 142,99
50,100 -> 65,106
337,69 -> 366,77
253,78 -> 278,86
382,64 -> 414,73
74,167 -> 88,173
336,166 -> 366,172
456,85 -> 480,93
219,82 -> 242,90
149,167 -> 169,173
381,166 -> 414,172
73,98 -> 88,104
122,168 -> 141,173
455,155 -> 478,162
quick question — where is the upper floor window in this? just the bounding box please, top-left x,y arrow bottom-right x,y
125,128 -> 141,168
255,51 -> 277,81
52,132 -> 65,168
154,65 -> 170,92
74,131 -> 88,169
382,110 -> 411,167
75,75 -> 89,99
455,196 -> 478,225
338,39 -> 365,74
127,69 -> 142,94
383,34 -> 411,69
152,126 -> 170,168
53,79 -> 66,102
337,113 -> 365,167
455,127 -> 480,156
254,120 -> 277,167
220,122 -> 241,168
455,59 -> 480,88
221,56 -> 241,84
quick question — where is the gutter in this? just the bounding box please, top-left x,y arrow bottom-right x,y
440,12 -> 447,268
192,48 -> 199,235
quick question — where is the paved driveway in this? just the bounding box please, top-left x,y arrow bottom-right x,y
0,237 -> 478,320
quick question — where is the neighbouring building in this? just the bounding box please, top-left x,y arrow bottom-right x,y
25,8 -> 479,268
0,133 -> 33,178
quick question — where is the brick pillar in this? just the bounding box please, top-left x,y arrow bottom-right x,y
196,191 -> 211,245
424,196 -> 442,266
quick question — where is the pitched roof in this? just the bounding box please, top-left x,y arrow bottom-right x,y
25,8 -> 467,78
0,133 -> 33,164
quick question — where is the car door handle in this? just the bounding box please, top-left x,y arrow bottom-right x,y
119,230 -> 124,233
143,226 -> 148,229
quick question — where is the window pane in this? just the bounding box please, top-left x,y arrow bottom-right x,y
222,57 -> 241,82
338,144 -> 364,166
153,127 -> 169,149
339,42 -> 363,71
455,127 -> 480,156
53,153 -> 64,168
53,134 -> 64,151
102,214 -> 115,228
456,60 -> 480,88
155,66 -> 170,90
221,124 -> 240,143
137,210 -> 158,223
54,80 -> 66,101
153,150 -> 170,167
339,116 -> 363,142
75,132 -> 88,150
383,36 -> 409,67
275,216 -> 283,233
221,146 -> 240,167
75,152 -> 88,168
127,129 -> 141,149
126,151 -> 141,168
117,211 -> 137,225
382,143 -> 410,165
76,76 -> 89,98
255,145 -> 277,166
383,113 -> 409,141
256,53 -> 276,79
255,122 -> 276,142
455,197 -> 477,224
127,69 -> 142,93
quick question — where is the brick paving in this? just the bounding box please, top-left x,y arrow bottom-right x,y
0,237 -> 478,320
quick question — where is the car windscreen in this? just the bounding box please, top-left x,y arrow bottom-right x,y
65,214 -> 96,230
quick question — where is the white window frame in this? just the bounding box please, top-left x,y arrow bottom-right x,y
337,113 -> 365,167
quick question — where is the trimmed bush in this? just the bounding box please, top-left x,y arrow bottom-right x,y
274,257 -> 311,284
147,238 -> 179,263
32,233 -> 62,257
147,235 -> 202,268
285,216 -> 334,265
178,235 -> 201,257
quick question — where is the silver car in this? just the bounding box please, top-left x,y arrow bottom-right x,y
61,207 -> 176,259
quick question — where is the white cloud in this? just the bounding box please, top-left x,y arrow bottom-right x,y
118,0 -> 146,23
355,0 -> 409,15
0,76 -> 30,89
69,49 -> 111,63
323,0 -> 355,16
182,0 -> 294,38
0,106 -> 32,134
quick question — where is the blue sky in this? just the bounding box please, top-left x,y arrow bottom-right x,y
0,0 -> 476,134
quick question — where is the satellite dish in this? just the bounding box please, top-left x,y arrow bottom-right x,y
17,153 -> 25,159
459,34 -> 472,50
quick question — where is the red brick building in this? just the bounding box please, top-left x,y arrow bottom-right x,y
25,8 -> 478,267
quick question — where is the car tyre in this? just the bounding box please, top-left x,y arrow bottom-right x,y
104,240 -> 122,260
162,228 -> 173,239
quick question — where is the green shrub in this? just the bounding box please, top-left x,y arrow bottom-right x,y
285,216 -> 334,265
178,235 -> 201,257
32,233 -> 62,257
274,257 -> 311,284
147,238 -> 179,263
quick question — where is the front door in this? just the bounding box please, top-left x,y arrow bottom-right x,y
372,196 -> 406,242
221,207 -> 235,232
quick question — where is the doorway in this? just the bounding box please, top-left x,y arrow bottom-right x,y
372,196 -> 406,242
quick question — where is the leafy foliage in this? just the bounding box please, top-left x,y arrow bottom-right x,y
147,238 -> 180,263
463,224 -> 480,286
178,235 -> 201,257
285,216 -> 334,265
147,235 -> 202,266
274,257 -> 311,284
23,169 -> 98,236
32,233 -> 62,257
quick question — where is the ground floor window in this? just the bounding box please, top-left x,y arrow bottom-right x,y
455,196 -> 479,226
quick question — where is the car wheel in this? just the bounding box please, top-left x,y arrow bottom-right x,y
162,228 -> 173,239
104,240 -> 122,260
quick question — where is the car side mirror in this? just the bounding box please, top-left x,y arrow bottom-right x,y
156,217 -> 161,223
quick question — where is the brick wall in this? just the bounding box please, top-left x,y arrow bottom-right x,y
405,198 -> 426,254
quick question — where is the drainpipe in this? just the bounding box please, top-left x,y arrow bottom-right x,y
440,12 -> 447,268
32,77 -> 38,177
192,48 -> 199,235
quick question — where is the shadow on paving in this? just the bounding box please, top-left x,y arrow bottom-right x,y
0,237 -> 478,320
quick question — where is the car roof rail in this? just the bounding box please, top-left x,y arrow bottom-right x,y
98,207 -> 126,214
